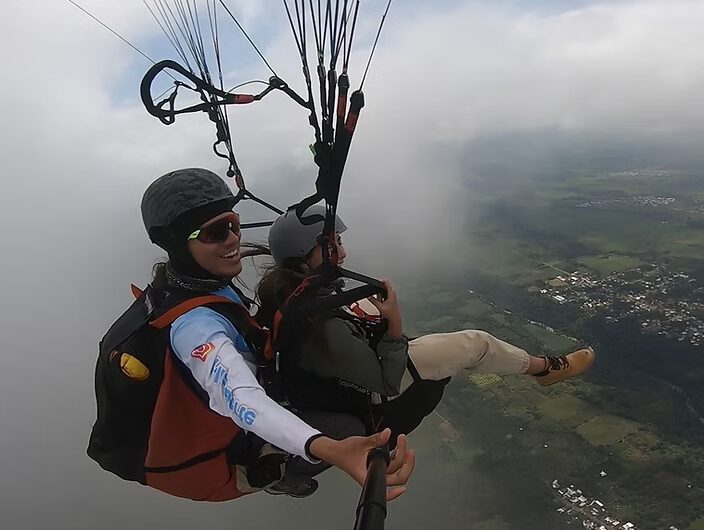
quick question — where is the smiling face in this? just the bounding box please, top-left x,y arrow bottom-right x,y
186,211 -> 242,278
305,233 -> 346,270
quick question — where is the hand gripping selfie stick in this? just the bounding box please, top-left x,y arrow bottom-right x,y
353,445 -> 390,530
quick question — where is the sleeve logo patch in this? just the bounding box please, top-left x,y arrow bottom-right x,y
191,342 -> 215,361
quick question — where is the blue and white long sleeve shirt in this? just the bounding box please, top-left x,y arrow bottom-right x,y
169,286 -> 320,462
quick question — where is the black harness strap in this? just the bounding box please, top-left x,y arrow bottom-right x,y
144,447 -> 229,474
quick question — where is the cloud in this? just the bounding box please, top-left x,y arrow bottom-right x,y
3,0 -> 704,340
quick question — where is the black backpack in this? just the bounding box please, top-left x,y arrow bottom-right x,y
87,284 -> 269,484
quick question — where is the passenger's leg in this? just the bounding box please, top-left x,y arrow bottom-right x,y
403,330 -> 594,389
405,330 -> 530,384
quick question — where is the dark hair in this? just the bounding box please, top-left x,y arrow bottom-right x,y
252,245 -> 334,358
152,261 -> 168,290
254,251 -> 309,328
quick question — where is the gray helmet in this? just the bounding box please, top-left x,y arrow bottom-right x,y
141,168 -> 236,242
268,204 -> 347,265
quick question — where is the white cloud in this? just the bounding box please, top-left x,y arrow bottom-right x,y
3,0 -> 704,304
2,0 -> 703,343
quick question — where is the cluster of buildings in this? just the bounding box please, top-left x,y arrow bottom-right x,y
552,479 -> 639,530
537,265 -> 704,346
576,196 -> 676,209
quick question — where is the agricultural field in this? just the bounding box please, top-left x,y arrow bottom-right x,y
538,394 -> 598,427
461,169 -> 704,284
575,254 -> 645,277
523,323 -> 578,352
576,415 -> 642,446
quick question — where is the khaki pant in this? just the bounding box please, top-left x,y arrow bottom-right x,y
398,330 -> 530,393
352,299 -> 530,394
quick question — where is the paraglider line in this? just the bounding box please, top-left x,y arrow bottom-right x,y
343,0 -> 360,71
227,79 -> 270,93
151,0 -> 193,70
66,0 -> 157,66
360,0 -> 393,90
142,0 -> 189,65
217,0 -> 279,78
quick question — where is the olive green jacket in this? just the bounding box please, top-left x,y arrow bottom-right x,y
298,317 -> 409,396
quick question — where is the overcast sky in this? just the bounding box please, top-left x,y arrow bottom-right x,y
2,1 -> 704,529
